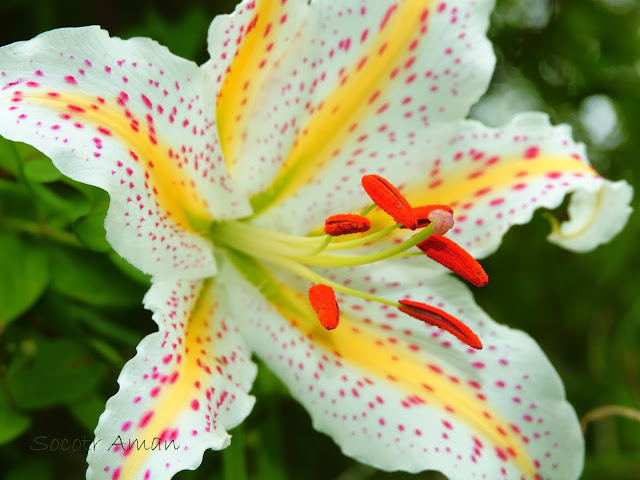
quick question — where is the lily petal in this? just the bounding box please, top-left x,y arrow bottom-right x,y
87,277 -> 256,479
206,0 -> 495,230
224,252 -> 583,480
374,113 -> 632,257
207,0 -> 307,181
0,27 -> 251,279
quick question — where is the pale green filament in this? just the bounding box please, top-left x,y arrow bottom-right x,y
324,222 -> 401,251
293,224 -> 433,267
261,255 -> 402,309
213,218 -> 432,269
360,203 -> 376,216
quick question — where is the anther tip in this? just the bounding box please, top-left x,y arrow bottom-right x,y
324,214 -> 371,236
309,284 -> 340,330
398,299 -> 482,349
361,174 -> 417,229
417,235 -> 489,288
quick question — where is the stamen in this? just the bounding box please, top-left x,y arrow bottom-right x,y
400,204 -> 453,230
308,284 -> 340,330
417,235 -> 489,287
362,175 -> 417,230
324,214 -> 371,236
398,299 -> 482,349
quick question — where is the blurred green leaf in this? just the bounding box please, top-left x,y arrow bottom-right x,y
48,245 -> 145,307
109,251 -> 152,287
38,294 -> 142,347
23,157 -> 62,184
73,212 -> 110,252
0,136 -> 21,177
30,182 -> 91,226
222,424 -> 248,480
0,231 -> 49,324
0,387 -> 31,444
121,7 -> 212,60
5,459 -> 55,480
67,394 -> 105,433
0,179 -> 38,220
6,338 -> 106,410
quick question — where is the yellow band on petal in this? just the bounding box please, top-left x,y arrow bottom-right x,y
364,154 -> 597,233
20,91 -> 212,232
408,154 -> 595,205
250,0 -> 433,214
118,279 -> 215,478
228,251 -> 536,478
217,0 -> 286,175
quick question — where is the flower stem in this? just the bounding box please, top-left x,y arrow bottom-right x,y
221,424 -> 248,480
580,405 -> 640,433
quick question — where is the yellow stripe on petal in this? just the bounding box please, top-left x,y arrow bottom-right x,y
217,0 -> 292,175
250,0 -> 433,213
228,251 -> 536,478
21,91 -> 212,232
118,280 -> 216,478
364,154 -> 597,233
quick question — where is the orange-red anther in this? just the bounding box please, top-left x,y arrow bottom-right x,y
401,204 -> 454,229
398,299 -> 483,349
417,235 -> 489,287
324,214 -> 372,236
361,174 -> 417,229
308,284 -> 340,330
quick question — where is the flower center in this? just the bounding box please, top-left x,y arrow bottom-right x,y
210,174 -> 488,349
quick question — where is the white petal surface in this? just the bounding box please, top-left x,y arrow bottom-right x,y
206,0 -> 496,230
0,27 -> 251,279
87,277 -> 256,480
365,112 -> 632,257
223,253 -> 583,480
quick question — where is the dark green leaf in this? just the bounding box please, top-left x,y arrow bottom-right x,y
48,245 -> 145,307
5,460 -> 55,480
67,394 -> 106,433
0,232 -> 50,324
23,157 -> 62,183
0,387 -> 31,444
73,212 -> 110,252
109,251 -> 152,287
6,338 -> 106,410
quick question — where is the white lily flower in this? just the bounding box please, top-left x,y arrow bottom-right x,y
0,1 -> 632,479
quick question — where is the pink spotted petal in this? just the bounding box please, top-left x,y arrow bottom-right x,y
398,113 -> 633,257
224,257 -> 583,480
0,27 -> 251,279
205,0 -> 495,231
87,277 -> 256,480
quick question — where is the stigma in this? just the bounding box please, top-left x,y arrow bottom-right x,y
212,174 -> 488,349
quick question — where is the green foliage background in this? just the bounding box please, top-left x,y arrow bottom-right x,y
0,0 -> 638,478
